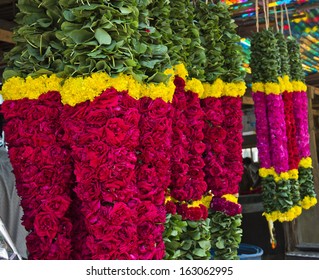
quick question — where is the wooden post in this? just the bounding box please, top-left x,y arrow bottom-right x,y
308,86 -> 319,194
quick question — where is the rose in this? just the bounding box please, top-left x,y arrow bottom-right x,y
171,144 -> 187,160
174,76 -> 186,88
26,232 -> 51,260
118,223 -> 138,245
137,166 -> 157,183
105,118 -> 130,146
136,201 -> 165,223
224,139 -> 241,155
85,109 -> 109,127
137,221 -> 156,239
123,108 -> 140,126
201,97 -> 224,126
92,88 -> 119,109
34,212 -> 59,240
46,234 -> 72,260
74,179 -> 102,202
210,197 -> 242,216
147,98 -> 169,118
32,131 -> 57,146
165,201 -> 177,215
27,103 -> 60,123
41,195 -> 72,218
1,99 -> 34,119
120,91 -> 139,110
109,202 -> 133,225
190,141 -> 206,154
4,118 -> 34,146
187,207 -> 203,221
138,184 -> 165,205
77,126 -> 106,145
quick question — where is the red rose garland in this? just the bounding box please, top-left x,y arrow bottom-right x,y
1,91 -> 74,259
136,95 -> 172,259
202,96 -> 242,215
167,76 -> 208,221
282,92 -> 299,170
61,88 -> 142,259
222,96 -> 243,196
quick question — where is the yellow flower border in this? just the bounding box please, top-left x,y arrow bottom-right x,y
301,196 -> 317,210
1,64 -> 246,106
299,157 -> 312,169
252,77 -> 307,95
263,205 -> 302,222
259,167 -> 298,181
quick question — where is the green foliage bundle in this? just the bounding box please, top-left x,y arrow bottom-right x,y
195,1 -> 245,83
4,0 -> 64,80
169,0 -> 206,80
210,211 -> 242,260
134,0 -> 170,82
164,214 -> 211,260
275,32 -> 290,78
250,29 -> 281,83
286,37 -> 305,82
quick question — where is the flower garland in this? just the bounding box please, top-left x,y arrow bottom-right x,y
276,32 -> 302,216
196,2 -> 244,260
136,94 -> 172,259
250,29 -> 305,225
1,92 -> 74,259
287,37 -> 317,210
1,0 -> 248,261
61,89 -> 143,259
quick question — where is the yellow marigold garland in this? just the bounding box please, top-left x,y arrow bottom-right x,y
291,80 -> 307,92
301,196 -> 318,210
263,205 -> 302,222
1,65 -> 247,106
259,167 -> 297,181
299,157 -> 312,169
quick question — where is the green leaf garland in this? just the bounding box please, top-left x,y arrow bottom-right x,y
164,214 -> 211,260
210,211 -> 242,260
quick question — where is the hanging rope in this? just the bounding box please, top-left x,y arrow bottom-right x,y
266,0 -> 270,28
273,5 -> 279,32
255,0 -> 259,32
262,0 -> 269,30
284,3 -> 292,37
281,5 -> 284,34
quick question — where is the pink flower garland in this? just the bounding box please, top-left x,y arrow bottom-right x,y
1,92 -> 74,259
265,94 -> 289,174
252,91 -> 272,169
292,91 -> 311,158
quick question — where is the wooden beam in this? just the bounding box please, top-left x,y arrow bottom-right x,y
0,28 -> 13,44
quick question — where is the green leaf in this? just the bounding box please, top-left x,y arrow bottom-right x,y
198,240 -> 211,250
69,30 -> 93,44
95,28 -> 112,45
193,248 -> 207,257
216,239 -> 225,249
119,7 -> 132,15
170,230 -> 178,237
